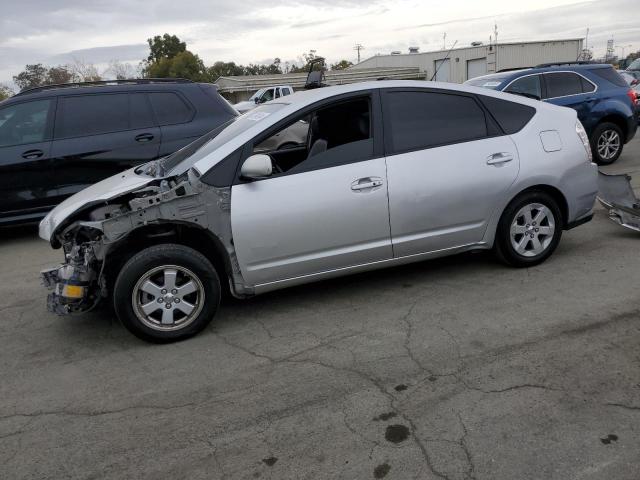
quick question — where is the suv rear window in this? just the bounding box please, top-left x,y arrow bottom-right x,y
589,67 -> 628,87
479,95 -> 535,134
148,92 -> 193,125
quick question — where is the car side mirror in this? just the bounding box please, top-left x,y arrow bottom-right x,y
240,154 -> 272,180
254,97 -> 260,104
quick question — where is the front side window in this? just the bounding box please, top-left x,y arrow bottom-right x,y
385,91 -> 488,154
281,88 -> 291,97
252,96 -> 372,175
57,94 -> 128,138
544,72 -> 584,98
261,89 -> 275,103
505,75 -> 542,99
0,99 -> 52,147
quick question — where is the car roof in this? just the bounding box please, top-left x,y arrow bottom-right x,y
5,79 -> 211,102
469,63 -> 614,85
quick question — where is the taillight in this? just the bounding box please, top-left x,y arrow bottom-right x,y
627,88 -> 638,106
576,121 -> 593,163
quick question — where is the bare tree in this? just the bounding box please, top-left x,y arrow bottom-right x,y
69,57 -> 102,82
106,60 -> 140,80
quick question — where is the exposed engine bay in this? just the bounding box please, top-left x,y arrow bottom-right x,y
41,167 -> 250,315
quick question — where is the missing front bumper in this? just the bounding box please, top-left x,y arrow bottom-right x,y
41,264 -> 98,315
597,172 -> 640,233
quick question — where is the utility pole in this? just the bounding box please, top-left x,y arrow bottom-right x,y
443,32 -> 446,50
354,43 -> 365,63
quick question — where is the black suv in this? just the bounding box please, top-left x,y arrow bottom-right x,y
0,79 -> 238,225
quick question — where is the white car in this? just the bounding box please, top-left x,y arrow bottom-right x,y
234,86 -> 294,113
40,81 -> 598,342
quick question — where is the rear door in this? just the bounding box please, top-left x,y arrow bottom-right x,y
0,98 -> 56,218
51,92 -> 160,200
148,91 -> 199,156
542,71 -> 596,123
382,88 -> 520,257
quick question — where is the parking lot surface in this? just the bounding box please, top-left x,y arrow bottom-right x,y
1,139 -> 640,480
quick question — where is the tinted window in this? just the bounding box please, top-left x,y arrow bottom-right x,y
544,72 -> 583,98
57,94 -> 129,138
282,88 -> 291,97
386,91 -> 487,153
589,67 -> 628,87
505,75 -> 542,99
130,93 -> 155,129
148,92 -> 193,125
479,95 -> 536,134
580,76 -> 596,93
0,99 -> 52,147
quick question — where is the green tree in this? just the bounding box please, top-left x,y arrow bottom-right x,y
147,34 -> 187,63
208,61 -> 245,80
145,51 -> 208,81
47,65 -> 75,84
13,64 -> 48,91
330,60 -> 353,70
0,84 -> 13,101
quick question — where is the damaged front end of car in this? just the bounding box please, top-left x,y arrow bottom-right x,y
597,172 -> 640,232
40,166 -> 251,316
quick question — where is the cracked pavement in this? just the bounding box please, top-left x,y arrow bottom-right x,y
1,139 -> 640,479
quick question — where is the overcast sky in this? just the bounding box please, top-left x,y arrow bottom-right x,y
1,0 -> 638,87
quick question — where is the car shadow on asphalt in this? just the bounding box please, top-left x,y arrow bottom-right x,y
0,223 -> 40,244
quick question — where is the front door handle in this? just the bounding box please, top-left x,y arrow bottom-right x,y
135,133 -> 155,143
486,153 -> 514,165
351,177 -> 383,191
22,149 -> 44,160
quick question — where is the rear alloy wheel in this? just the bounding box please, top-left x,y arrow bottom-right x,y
114,244 -> 220,343
592,122 -> 623,165
495,191 -> 563,267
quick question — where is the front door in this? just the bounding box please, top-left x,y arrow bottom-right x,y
0,98 -> 57,219
382,89 -> 520,257
230,93 -> 392,286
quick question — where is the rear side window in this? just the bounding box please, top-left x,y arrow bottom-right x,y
0,99 -> 53,147
148,92 -> 193,125
479,95 -> 536,134
589,67 -> 628,87
544,72 -> 583,98
57,94 -> 128,138
282,88 -> 291,97
385,91 -> 488,154
504,75 -> 542,99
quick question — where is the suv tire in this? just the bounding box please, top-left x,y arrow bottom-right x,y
495,191 -> 563,268
113,244 -> 221,343
591,122 -> 624,165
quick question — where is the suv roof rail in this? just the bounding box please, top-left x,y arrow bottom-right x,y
15,78 -> 194,96
534,61 -> 599,68
497,67 -> 533,73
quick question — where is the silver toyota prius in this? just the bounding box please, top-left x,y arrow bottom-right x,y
39,80 -> 598,342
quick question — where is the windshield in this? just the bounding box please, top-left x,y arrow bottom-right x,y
249,88 -> 266,101
465,75 -> 509,89
628,58 -> 640,70
161,103 -> 286,174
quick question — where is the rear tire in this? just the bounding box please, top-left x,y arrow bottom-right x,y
495,191 -> 563,268
113,244 -> 220,343
591,122 -> 623,165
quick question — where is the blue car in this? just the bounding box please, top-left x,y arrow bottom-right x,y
466,63 -> 638,165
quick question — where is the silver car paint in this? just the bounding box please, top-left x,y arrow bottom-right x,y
231,158 -> 392,286
40,80 -> 598,302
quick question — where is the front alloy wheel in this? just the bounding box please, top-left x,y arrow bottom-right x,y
114,244 -> 220,342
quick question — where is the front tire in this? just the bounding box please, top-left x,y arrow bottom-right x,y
591,122 -> 623,165
495,191 -> 563,267
113,244 -> 221,343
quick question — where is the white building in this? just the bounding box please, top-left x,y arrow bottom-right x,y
351,39 -> 584,83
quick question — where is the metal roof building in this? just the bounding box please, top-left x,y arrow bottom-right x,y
351,39 -> 584,84
215,67 -> 424,103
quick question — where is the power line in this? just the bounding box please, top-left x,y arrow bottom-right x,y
354,43 -> 365,63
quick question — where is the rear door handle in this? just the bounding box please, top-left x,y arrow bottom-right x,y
135,133 -> 155,143
22,149 -> 44,160
351,177 -> 383,191
486,153 -> 514,165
